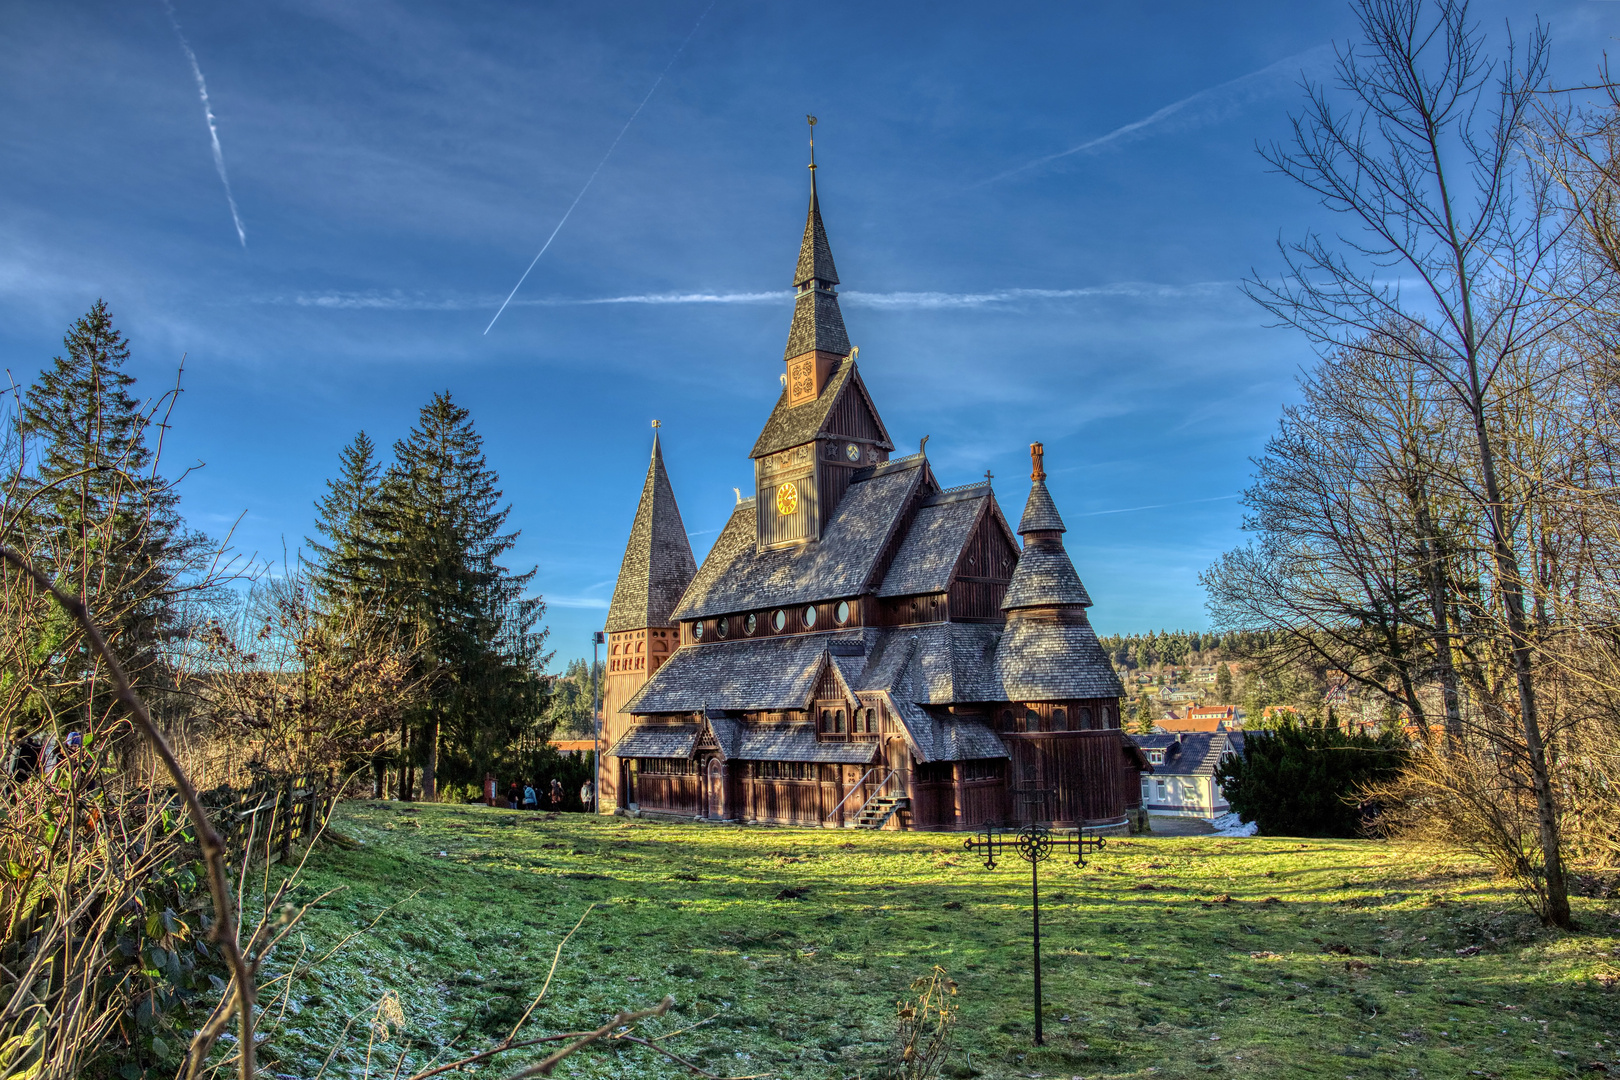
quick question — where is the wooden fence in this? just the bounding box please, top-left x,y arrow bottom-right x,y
202,772 -> 333,866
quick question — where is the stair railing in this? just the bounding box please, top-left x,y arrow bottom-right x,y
826,768 -> 898,821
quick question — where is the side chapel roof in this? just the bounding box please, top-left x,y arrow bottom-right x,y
605,434 -> 697,632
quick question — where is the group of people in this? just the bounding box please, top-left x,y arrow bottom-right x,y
508,778 -> 564,811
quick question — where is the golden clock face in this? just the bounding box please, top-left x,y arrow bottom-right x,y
775,481 -> 799,516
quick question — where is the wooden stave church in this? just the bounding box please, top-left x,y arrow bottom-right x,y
597,167 -> 1147,832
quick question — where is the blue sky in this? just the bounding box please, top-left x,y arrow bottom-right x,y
1,0 -> 1614,665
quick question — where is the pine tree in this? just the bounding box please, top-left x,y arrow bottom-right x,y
305,431 -> 384,609
366,392 -> 549,799
1215,662 -> 1233,704
14,300 -> 197,717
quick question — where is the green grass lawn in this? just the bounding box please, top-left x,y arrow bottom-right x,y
247,801 -> 1620,1079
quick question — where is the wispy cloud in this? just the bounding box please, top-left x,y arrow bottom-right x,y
262,282 -> 1229,312
161,0 -> 246,247
979,44 -> 1333,186
546,596 -> 611,609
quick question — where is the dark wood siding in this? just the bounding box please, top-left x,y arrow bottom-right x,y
825,382 -> 885,443
948,578 -> 1008,620
879,593 -> 948,625
1004,731 -> 1133,826
629,761 -> 701,815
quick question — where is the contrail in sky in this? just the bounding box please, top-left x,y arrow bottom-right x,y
1075,493 -> 1239,518
162,0 -> 246,247
978,44 -> 1333,186
484,1 -> 718,335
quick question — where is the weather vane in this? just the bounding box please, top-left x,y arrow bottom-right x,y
652,419 -> 661,429
807,115 -> 817,170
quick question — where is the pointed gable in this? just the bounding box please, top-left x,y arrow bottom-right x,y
606,434 -> 697,632
750,357 -> 894,459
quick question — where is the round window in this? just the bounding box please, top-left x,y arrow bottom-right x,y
715,617 -> 729,639
803,605 -> 818,629
835,600 -> 851,625
744,613 -> 757,635
771,609 -> 786,632
692,621 -> 704,641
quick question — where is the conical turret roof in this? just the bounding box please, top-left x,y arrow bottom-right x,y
606,433 -> 697,632
784,172 -> 851,360
1017,441 -> 1066,534
1003,443 -> 1092,610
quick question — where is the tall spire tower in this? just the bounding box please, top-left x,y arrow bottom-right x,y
600,424 -> 697,810
784,116 -> 851,406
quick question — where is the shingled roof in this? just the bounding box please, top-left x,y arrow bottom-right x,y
606,435 -> 698,632
1003,544 -> 1093,609
1018,478 -> 1067,534
750,357 -> 894,459
878,486 -> 1003,598
994,613 -> 1124,701
784,174 -> 849,360
672,456 -> 926,620
624,628 -> 886,715
794,173 -> 839,286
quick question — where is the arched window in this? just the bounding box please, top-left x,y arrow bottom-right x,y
864,707 -> 876,733
1025,708 -> 1040,731
1076,707 -> 1093,729
1001,709 -> 1015,730
1051,708 -> 1068,731
835,709 -> 845,734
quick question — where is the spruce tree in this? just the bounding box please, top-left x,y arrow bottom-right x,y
367,392 -> 549,799
305,430 -> 384,610
14,301 -> 196,716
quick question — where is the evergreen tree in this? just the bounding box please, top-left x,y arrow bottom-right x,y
305,431 -> 384,609
1214,716 -> 1406,837
14,300 -> 199,716
1132,690 -> 1157,734
1215,662 -> 1233,704
365,392 -> 550,798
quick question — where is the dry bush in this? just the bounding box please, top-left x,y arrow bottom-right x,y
197,568 -> 422,781
891,966 -> 959,1080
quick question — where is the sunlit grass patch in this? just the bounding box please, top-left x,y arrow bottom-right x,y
249,802 -> 1620,1079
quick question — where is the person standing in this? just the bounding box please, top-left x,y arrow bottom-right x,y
550,777 -> 563,811
523,782 -> 537,810
507,780 -> 521,809
579,779 -> 594,812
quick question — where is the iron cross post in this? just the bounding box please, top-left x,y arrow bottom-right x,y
963,824 -> 1106,1045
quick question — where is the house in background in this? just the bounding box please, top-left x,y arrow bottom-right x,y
1131,731 -> 1245,820
1155,704 -> 1239,734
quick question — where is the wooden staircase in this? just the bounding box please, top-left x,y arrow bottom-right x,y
851,794 -> 910,830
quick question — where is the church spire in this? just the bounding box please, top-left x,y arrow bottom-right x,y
784,117 -> 850,367
606,425 -> 697,632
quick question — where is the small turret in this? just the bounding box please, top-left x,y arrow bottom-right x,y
995,442 -> 1122,704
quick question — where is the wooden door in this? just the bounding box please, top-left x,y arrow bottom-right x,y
706,758 -> 725,819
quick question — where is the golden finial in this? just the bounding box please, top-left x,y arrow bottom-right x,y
652,419 -> 661,429
807,115 -> 817,171
849,345 -> 858,363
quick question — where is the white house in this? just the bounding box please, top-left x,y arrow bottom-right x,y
1129,732 -> 1244,820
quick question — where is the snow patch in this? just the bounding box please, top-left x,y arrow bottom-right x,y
1213,812 -> 1258,837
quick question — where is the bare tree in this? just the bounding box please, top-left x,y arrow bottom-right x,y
1245,0 -> 1580,925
